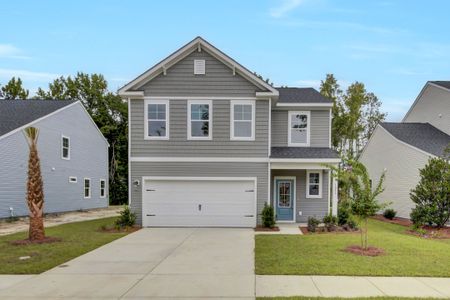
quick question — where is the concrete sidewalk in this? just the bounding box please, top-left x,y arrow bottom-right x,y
257,275 -> 450,298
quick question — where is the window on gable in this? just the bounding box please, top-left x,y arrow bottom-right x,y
307,171 -> 322,198
188,100 -> 211,139
231,100 -> 255,140
61,136 -> 70,160
100,179 -> 106,198
145,100 -> 169,139
84,178 -> 91,199
288,111 -> 310,146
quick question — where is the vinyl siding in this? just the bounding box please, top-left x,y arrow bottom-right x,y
271,169 -> 329,222
140,50 -> 263,97
359,126 -> 430,218
130,162 -> 268,225
0,103 -> 109,218
271,110 -> 330,147
130,99 -> 269,157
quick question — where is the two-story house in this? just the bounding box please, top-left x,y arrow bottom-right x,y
0,100 -> 109,218
360,81 -> 450,218
119,37 -> 340,227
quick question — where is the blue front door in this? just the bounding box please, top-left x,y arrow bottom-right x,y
275,179 -> 294,221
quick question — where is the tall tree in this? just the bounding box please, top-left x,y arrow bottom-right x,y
343,82 -> 367,157
24,127 -> 46,241
361,92 -> 386,148
1,77 -> 29,99
37,73 -> 128,204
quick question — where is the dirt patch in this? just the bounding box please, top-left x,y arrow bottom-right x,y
98,226 -> 140,233
406,226 -> 450,239
10,236 -> 62,246
344,245 -> 385,256
299,226 -> 359,235
372,214 -> 412,227
254,226 -> 280,232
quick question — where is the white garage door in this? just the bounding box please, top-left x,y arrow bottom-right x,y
142,177 -> 256,227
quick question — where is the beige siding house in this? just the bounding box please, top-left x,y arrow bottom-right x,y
360,81 -> 450,219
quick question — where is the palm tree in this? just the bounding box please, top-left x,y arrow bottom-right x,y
23,127 -> 45,241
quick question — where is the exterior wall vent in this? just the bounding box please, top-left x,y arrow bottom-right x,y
194,59 -> 205,75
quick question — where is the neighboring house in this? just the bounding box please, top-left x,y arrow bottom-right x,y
360,81 -> 450,218
119,37 -> 340,227
0,100 -> 109,218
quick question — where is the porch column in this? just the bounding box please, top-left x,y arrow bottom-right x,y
331,172 -> 338,216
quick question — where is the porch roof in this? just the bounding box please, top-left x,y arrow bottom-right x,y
270,147 -> 339,159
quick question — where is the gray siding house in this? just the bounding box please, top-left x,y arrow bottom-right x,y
360,81 -> 450,218
120,37 -> 339,227
0,100 -> 109,218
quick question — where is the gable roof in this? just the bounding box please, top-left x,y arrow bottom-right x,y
118,36 -> 279,98
0,100 -> 77,137
271,147 -> 339,159
380,122 -> 450,157
276,87 -> 332,105
430,81 -> 450,90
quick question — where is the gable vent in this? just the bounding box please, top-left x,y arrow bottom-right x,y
194,59 -> 205,75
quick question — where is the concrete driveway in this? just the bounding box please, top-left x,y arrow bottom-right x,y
0,228 -> 255,299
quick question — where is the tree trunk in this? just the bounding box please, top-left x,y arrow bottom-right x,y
364,218 -> 368,250
29,216 -> 45,240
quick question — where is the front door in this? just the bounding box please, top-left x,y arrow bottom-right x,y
275,179 -> 294,221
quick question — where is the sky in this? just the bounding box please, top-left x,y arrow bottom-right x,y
1,0 -> 449,121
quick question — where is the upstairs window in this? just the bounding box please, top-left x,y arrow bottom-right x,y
230,100 -> 255,140
61,135 -> 70,160
145,100 -> 169,139
84,178 -> 91,199
288,111 -> 310,146
188,100 -> 212,140
306,171 -> 322,198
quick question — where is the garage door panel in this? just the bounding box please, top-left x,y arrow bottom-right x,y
143,179 -> 256,227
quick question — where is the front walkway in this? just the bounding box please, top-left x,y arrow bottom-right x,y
257,275 -> 450,298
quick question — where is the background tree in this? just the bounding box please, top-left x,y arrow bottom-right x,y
410,148 -> 450,228
37,73 -> 128,204
1,77 -> 29,99
24,127 -> 45,241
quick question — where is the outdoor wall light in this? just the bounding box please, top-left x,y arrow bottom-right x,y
133,179 -> 140,187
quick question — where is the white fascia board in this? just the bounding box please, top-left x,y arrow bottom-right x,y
130,157 -> 269,163
270,158 -> 341,163
256,91 -> 279,98
276,102 -> 333,107
119,91 -> 145,98
271,162 -> 338,170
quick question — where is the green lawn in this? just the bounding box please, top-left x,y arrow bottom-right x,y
255,219 -> 450,277
258,297 -> 446,300
0,217 -> 133,274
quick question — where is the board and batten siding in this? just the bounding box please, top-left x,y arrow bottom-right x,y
271,110 -> 331,147
130,162 -> 268,225
359,126 -> 430,218
138,50 -> 263,97
271,169 -> 329,222
0,103 -> 108,218
130,99 -> 269,157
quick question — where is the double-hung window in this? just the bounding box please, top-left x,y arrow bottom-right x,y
145,100 -> 169,139
306,171 -> 322,198
188,100 -> 212,140
61,135 -> 70,160
288,111 -> 310,146
230,100 -> 255,140
84,178 -> 91,199
100,179 -> 106,198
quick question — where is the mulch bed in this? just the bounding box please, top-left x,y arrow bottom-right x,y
254,226 -> 280,232
372,214 -> 412,227
98,226 -> 140,233
299,226 -> 359,235
344,245 -> 385,256
10,236 -> 62,246
406,226 -> 450,239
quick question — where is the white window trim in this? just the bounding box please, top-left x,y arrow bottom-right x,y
69,176 -> 77,183
144,99 -> 169,140
288,111 -> 310,147
100,179 -> 106,198
306,170 -> 322,198
187,100 -> 212,140
84,178 -> 91,199
61,135 -> 70,160
230,100 -> 255,141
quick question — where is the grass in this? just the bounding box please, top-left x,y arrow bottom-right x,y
255,219 -> 450,277
0,217 -> 132,274
258,298 -> 447,300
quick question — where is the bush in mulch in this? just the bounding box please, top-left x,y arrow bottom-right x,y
10,236 -> 62,246
407,226 -> 450,239
299,224 -> 358,235
372,214 -> 412,226
254,225 -> 280,232
99,224 -> 140,233
344,245 -> 385,256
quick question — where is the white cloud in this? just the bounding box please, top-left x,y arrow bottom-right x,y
0,68 -> 59,82
295,79 -> 350,90
0,44 -> 31,59
270,0 -> 303,18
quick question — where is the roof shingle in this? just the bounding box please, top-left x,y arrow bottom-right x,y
271,147 -> 339,159
430,81 -> 450,90
276,87 -> 332,104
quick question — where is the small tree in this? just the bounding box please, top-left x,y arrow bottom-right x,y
410,149 -> 450,228
1,77 -> 29,99
24,127 -> 45,241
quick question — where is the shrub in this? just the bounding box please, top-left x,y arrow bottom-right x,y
115,206 -> 136,229
346,216 -> 359,230
338,202 -> 350,226
307,216 -> 320,233
410,155 -> 450,228
323,214 -> 337,231
261,203 -> 275,228
383,208 -> 397,220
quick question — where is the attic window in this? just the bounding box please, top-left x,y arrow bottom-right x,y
194,60 -> 205,75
